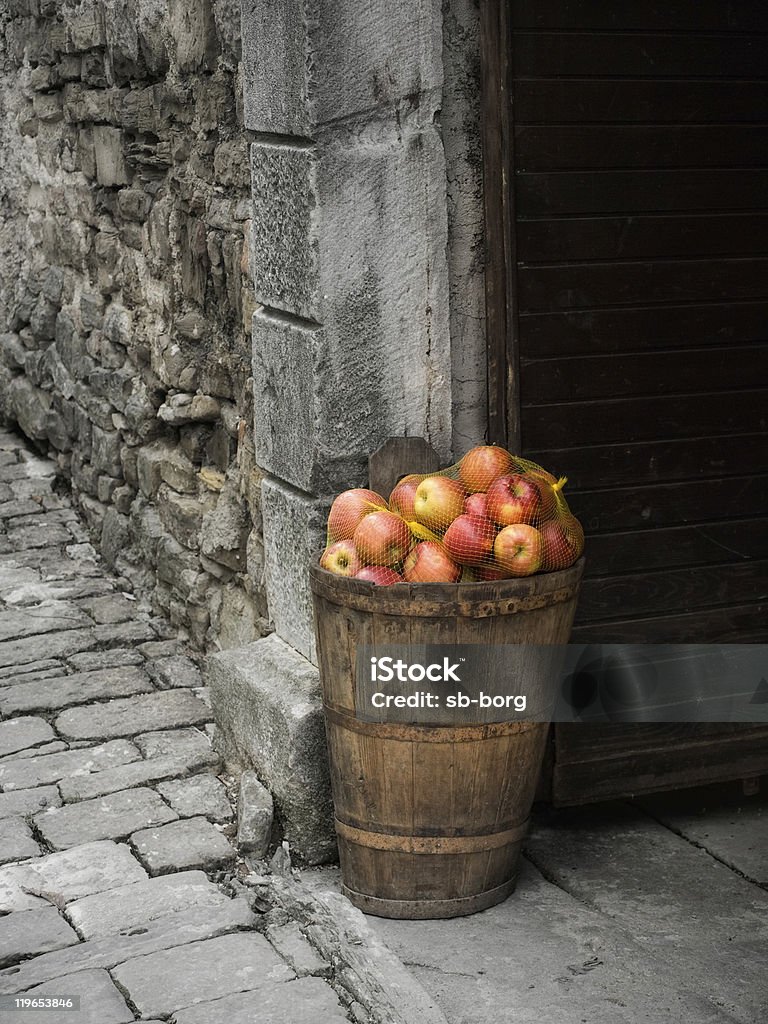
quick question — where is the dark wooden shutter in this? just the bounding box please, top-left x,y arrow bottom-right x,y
508,0 -> 768,644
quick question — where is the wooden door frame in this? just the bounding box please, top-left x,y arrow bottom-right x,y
479,0 -> 520,452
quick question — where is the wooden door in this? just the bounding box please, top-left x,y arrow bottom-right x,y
482,1 -> 768,801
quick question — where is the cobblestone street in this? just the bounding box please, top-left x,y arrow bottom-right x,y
0,430 -> 350,1023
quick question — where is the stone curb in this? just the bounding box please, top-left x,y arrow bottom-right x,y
251,870 -> 449,1024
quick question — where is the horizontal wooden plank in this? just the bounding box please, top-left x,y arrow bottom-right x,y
552,727 -> 768,804
520,345 -> 767,400
514,32 -> 768,79
575,560 -> 768,622
512,1 -> 768,33
517,213 -> 768,262
515,125 -> 768,170
519,302 -> 768,356
555,723 -> 768,764
518,258 -> 768,312
525,434 -> 767,489
570,601 -> 768,643
515,79 -> 768,124
521,390 -> 767,447
566,475 -> 768,533
516,169 -> 768,216
581,518 -> 768,574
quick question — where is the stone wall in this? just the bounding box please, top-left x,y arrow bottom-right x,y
0,0 -> 268,649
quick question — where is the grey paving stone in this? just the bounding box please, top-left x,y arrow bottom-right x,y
2,578 -> 112,607
0,907 -> 80,968
0,667 -> 68,689
0,658 -> 62,680
75,594 -> 137,624
527,804 -> 768,1024
134,726 -> 219,764
265,921 -> 330,978
637,786 -> 768,887
174,976 -> 349,1024
0,665 -> 154,716
0,739 -> 141,791
237,769 -> 274,858
0,786 -> 61,820
0,621 -> 156,669
0,500 -> 41,520
111,932 -> 294,1018
58,749 -> 218,804
55,689 -> 210,742
0,898 -> 256,994
131,816 -> 236,875
0,717 -> 56,757
0,817 -> 42,865
4,523 -> 74,551
137,639 -> 183,659
66,648 -> 143,671
156,774 -> 233,822
34,787 -> 177,850
65,869 -> 230,940
8,969 -> 135,1024
0,741 -> 68,763
0,841 -> 147,914
0,602 -> 92,644
147,654 -> 202,689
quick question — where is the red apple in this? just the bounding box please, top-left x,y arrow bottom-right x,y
473,564 -> 508,581
389,474 -> 421,520
539,516 -> 584,571
353,510 -> 411,567
443,513 -> 497,567
403,541 -> 461,583
487,474 -> 543,526
413,476 -> 465,532
464,492 -> 489,518
320,540 -> 362,577
526,469 -> 562,519
493,524 -> 543,577
328,488 -> 387,541
459,445 -> 515,494
354,566 -> 404,585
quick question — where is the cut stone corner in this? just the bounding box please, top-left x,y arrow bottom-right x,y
205,633 -> 337,866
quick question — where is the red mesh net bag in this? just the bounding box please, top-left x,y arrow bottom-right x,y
320,446 -> 584,585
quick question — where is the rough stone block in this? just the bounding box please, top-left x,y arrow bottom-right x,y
34,787 -> 177,850
261,477 -> 327,661
111,932 -> 294,1019
92,125 -> 129,186
55,689 -> 211,742
200,480 -> 248,570
0,786 -> 61,820
207,634 -> 335,864
241,0 -> 442,133
156,773 -> 232,822
250,144 -> 316,319
20,969 -> 134,1024
0,739 -> 141,791
131,815 -> 235,875
0,665 -> 153,717
64,869 -> 228,940
174,976 -> 348,1024
0,900 -> 256,995
0,816 -> 42,865
237,769 -> 274,858
0,715 -> 56,758
264,921 -> 330,978
0,841 -> 148,914
0,907 -> 79,968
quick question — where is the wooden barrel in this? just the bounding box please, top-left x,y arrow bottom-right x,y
310,557 -> 584,919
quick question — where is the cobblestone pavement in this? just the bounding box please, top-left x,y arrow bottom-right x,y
0,431 -> 351,1023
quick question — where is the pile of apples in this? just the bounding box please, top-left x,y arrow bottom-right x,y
319,445 -> 584,585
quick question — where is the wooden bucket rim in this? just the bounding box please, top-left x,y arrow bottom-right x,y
310,553 -> 585,616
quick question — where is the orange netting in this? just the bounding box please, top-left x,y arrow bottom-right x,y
320,446 -> 584,584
